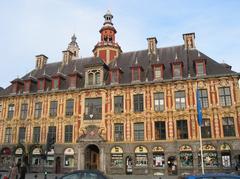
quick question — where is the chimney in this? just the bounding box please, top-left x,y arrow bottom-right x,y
62,50 -> 73,65
147,37 -> 158,55
183,33 -> 196,49
36,54 -> 48,69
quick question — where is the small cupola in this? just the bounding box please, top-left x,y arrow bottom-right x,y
67,34 -> 80,58
183,33 -> 196,50
35,54 -> 48,69
147,37 -> 158,55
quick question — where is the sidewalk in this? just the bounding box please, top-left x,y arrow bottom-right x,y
1,173 -> 178,179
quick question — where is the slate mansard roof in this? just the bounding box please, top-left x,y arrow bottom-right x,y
0,44 -> 237,97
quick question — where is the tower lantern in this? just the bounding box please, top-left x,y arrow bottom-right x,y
93,10 -> 122,64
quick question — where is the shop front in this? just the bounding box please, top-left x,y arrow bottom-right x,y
0,147 -> 12,171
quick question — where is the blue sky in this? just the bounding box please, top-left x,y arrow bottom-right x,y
0,0 -> 240,88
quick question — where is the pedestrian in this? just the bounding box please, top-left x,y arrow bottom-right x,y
19,162 -> 27,179
9,162 -> 18,179
16,159 -> 21,173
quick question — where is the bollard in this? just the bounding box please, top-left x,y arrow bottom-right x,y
34,174 -> 38,179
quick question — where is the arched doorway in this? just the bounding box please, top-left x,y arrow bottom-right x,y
84,144 -> 100,170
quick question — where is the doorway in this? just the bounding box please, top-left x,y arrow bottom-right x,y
167,156 -> 177,175
84,144 -> 100,170
125,156 -> 133,175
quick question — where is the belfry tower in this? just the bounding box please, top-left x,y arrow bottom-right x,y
93,10 -> 122,64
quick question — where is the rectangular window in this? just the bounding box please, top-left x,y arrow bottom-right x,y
66,99 -> 74,116
48,126 -> 56,143
49,101 -> 58,117
175,91 -> 186,110
33,127 -> 40,143
133,68 -> 139,81
201,119 -> 211,138
34,102 -> 42,119
18,127 -> 26,143
7,104 -> 15,119
114,96 -> 124,113
177,120 -> 188,139
219,87 -> 232,106
154,66 -> 162,79
173,64 -> 181,78
114,123 -> 124,141
196,62 -> 204,76
20,103 -> 28,120
222,117 -> 235,137
65,125 -> 73,143
134,94 -> 144,112
53,79 -> 58,89
134,122 -> 144,141
84,98 -> 102,120
199,89 -> 209,108
155,121 -> 166,140
154,92 -> 164,112
4,127 -> 12,143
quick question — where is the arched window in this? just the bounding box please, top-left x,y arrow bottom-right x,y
32,147 -> 42,166
198,144 -> 218,167
111,146 -> 123,167
152,146 -> 164,168
220,143 -> 231,167
179,145 -> 193,167
64,148 -> 74,167
88,73 -> 93,85
135,146 -> 148,167
46,149 -> 55,167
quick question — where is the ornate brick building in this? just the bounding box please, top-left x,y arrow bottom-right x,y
0,11 -> 240,175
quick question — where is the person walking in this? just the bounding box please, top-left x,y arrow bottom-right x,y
19,162 -> 27,179
9,162 -> 18,179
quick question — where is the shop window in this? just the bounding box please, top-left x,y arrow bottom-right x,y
49,101 -> 58,117
84,98 -> 102,120
34,102 -> 42,119
175,91 -> 185,110
222,117 -> 235,137
179,145 -> 193,167
32,148 -> 42,166
219,87 -> 232,106
220,144 -> 231,168
154,92 -> 164,112
152,146 -> 165,168
155,121 -> 166,140
201,119 -> 211,138
7,104 -> 15,119
135,146 -> 148,167
177,120 -> 188,139
66,99 -> 74,116
20,103 -> 28,120
198,89 -> 208,108
134,122 -> 144,141
64,148 -> 74,167
114,123 -> 124,141
46,149 -> 54,167
111,146 -> 123,167
133,94 -> 144,112
198,144 -> 218,167
114,96 -> 124,113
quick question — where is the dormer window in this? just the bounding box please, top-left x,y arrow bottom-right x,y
24,82 -> 30,92
131,67 -> 142,82
111,71 -> 118,83
38,80 -> 45,91
52,78 -> 59,89
152,64 -> 164,80
171,62 -> 183,79
86,69 -> 103,86
195,59 -> 206,76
